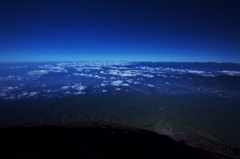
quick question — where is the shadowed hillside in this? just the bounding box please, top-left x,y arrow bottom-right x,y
0,121 -> 237,159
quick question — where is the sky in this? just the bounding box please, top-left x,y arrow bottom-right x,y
0,0 -> 240,63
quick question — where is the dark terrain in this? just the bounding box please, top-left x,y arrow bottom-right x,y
0,121 -> 239,159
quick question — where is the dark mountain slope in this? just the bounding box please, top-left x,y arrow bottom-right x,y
0,121 -> 238,159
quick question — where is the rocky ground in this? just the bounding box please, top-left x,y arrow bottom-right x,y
0,120 -> 239,159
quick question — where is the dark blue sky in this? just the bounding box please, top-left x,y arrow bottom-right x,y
1,0 -> 240,62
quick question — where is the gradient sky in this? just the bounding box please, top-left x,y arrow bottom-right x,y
0,0 -> 240,63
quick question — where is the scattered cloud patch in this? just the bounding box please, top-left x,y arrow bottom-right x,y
73,73 -> 105,79
73,91 -> 85,95
17,91 -> 28,99
28,70 -> 49,76
38,65 -> 67,73
28,91 -> 38,97
101,83 -> 107,86
133,82 -> 140,84
217,71 -> 240,76
147,84 -> 155,87
0,92 -> 7,97
61,86 -> 70,90
143,74 -> 154,78
71,84 -> 86,91
111,80 -> 123,86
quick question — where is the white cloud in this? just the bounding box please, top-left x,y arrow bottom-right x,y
121,83 -> 129,86
73,91 -> 84,95
102,90 -> 107,92
101,83 -> 107,86
61,86 -> 70,90
133,82 -> 140,84
147,84 -> 155,87
143,74 -> 154,78
125,79 -> 133,83
28,70 -> 49,76
28,91 -> 38,97
108,70 -> 120,75
116,88 -> 121,90
71,84 -> 86,91
111,80 -> 123,86
7,86 -> 15,90
186,70 -> 204,74
73,73 -> 105,79
17,91 -> 28,99
3,94 -> 15,100
121,73 -> 133,77
38,65 -> 68,73
202,74 -> 214,77
0,92 -> 7,97
217,70 -> 240,76
94,75 -> 105,79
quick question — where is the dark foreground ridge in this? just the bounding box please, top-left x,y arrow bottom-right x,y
0,121 -> 238,159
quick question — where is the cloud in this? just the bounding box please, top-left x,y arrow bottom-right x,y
121,83 -> 129,86
17,91 -> 28,99
71,84 -> 86,91
143,74 -> 154,78
202,74 -> 214,77
101,83 -> 107,86
28,91 -> 38,97
41,84 -> 46,87
100,71 -> 107,74
61,86 -> 70,90
28,70 -> 49,76
108,70 -> 120,75
0,92 -> 7,97
116,88 -> 121,90
186,70 -> 204,74
125,79 -> 133,83
102,90 -> 107,92
73,91 -> 84,95
111,80 -> 123,86
38,65 -> 68,73
3,94 -> 15,100
217,70 -> 240,76
147,84 -> 154,87
73,73 -> 105,79
94,75 -> 105,79
133,82 -> 140,84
